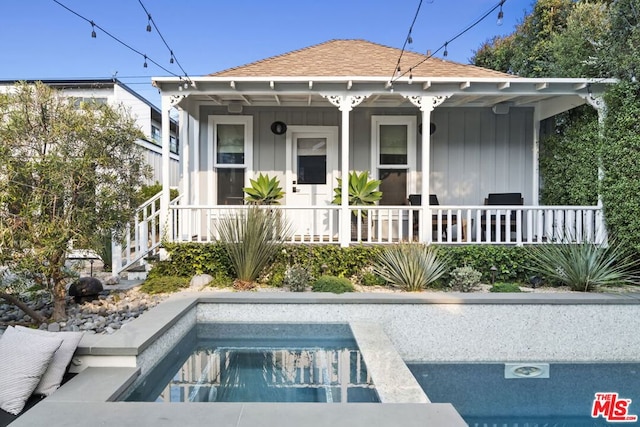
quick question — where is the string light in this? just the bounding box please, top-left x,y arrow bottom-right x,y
53,0 -> 181,77
391,0 -> 509,83
146,14 -> 152,32
137,0 -> 192,84
390,0 -> 425,83
143,55 -> 148,68
497,0 -> 504,26
90,21 -> 96,38
409,69 -> 413,84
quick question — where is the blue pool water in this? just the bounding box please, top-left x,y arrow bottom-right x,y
408,362 -> 640,426
125,323 -> 378,403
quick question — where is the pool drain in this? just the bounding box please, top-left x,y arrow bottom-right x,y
504,363 -> 550,379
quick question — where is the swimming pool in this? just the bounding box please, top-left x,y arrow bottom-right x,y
125,323 -> 379,403
408,362 -> 640,426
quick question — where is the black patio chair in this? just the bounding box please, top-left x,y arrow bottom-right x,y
481,192 -> 524,241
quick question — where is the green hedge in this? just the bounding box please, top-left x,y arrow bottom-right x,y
147,242 -> 532,285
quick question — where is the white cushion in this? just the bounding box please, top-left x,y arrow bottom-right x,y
15,326 -> 83,396
0,327 -> 62,415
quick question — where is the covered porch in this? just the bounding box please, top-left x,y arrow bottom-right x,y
113,41 -> 614,274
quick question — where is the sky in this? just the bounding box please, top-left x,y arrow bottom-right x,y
1,0 -> 531,107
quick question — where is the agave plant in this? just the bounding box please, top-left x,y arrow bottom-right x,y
244,173 -> 284,205
217,206 -> 291,288
527,239 -> 639,292
372,244 -> 447,291
332,171 -> 382,215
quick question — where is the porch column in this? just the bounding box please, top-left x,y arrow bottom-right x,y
405,95 -> 449,244
160,94 -> 185,254
532,105 -> 541,205
324,95 -> 367,247
583,94 -> 607,244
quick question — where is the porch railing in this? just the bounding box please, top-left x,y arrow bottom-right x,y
167,204 -> 606,246
112,203 -> 606,275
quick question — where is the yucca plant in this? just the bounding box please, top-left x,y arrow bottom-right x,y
527,240 -> 639,292
244,173 -> 284,205
217,207 -> 291,288
373,244 -> 447,291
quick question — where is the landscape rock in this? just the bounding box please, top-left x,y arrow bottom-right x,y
68,277 -> 104,303
189,274 -> 213,289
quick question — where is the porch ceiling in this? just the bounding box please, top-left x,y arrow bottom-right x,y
153,76 -> 616,109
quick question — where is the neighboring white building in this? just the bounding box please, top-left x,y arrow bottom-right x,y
0,78 -> 180,187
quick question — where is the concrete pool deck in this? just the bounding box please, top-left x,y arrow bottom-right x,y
10,291 -> 640,426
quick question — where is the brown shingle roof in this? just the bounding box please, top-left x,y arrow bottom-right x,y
210,39 -> 511,79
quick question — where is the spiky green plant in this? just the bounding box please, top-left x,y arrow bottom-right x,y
217,207 -> 291,286
527,240 -> 639,292
332,171 -> 382,216
373,244 -> 447,291
243,173 -> 284,205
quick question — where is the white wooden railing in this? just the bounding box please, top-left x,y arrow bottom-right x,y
111,203 -> 606,275
167,204 -> 607,246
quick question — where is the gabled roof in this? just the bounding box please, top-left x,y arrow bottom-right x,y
210,39 -> 511,79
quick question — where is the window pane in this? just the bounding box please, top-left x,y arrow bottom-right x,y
297,137 -> 326,185
170,136 -> 178,154
217,124 -> 245,164
380,125 -> 407,165
217,168 -> 245,205
379,169 -> 407,206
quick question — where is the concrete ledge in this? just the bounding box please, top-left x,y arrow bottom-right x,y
9,402 -> 466,427
195,291 -> 640,305
76,295 -> 198,356
46,367 -> 140,403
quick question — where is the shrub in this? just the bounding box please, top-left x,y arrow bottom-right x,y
439,245 -> 532,283
360,271 -> 387,286
312,275 -> 354,294
284,265 -> 313,292
527,239 -> 639,292
217,207 -> 291,285
448,266 -> 482,292
373,244 -> 447,291
140,276 -> 189,295
148,242 -> 233,278
490,282 -> 522,293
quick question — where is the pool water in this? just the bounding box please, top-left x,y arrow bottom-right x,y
407,362 -> 640,426
125,323 -> 379,403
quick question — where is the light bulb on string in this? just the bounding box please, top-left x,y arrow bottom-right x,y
143,55 -> 148,68
443,42 -> 448,57
90,21 -> 96,38
396,66 -> 401,77
497,1 -> 504,26
146,14 -> 152,32
409,69 -> 413,84
169,50 -> 174,64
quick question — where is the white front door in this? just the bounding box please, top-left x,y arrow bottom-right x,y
285,126 -> 339,239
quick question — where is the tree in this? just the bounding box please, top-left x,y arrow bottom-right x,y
0,82 -> 151,321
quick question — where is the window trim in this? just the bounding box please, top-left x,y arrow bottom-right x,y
371,115 -> 417,197
207,115 -> 253,205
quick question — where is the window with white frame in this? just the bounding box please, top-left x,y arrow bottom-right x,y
209,115 -> 253,205
371,116 -> 417,206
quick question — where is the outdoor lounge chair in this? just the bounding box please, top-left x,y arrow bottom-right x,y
409,194 -> 464,240
481,192 -> 524,241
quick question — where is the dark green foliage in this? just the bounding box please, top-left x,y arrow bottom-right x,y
490,283 -> 523,293
601,82 -> 640,253
312,276 -> 355,294
360,271 -> 387,287
440,245 -> 533,283
148,242 -> 233,278
539,107 -> 599,206
140,276 -> 189,295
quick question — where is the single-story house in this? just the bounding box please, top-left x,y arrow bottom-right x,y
114,39 -> 614,274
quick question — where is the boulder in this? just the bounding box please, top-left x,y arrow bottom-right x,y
68,277 -> 104,303
189,274 -> 213,289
